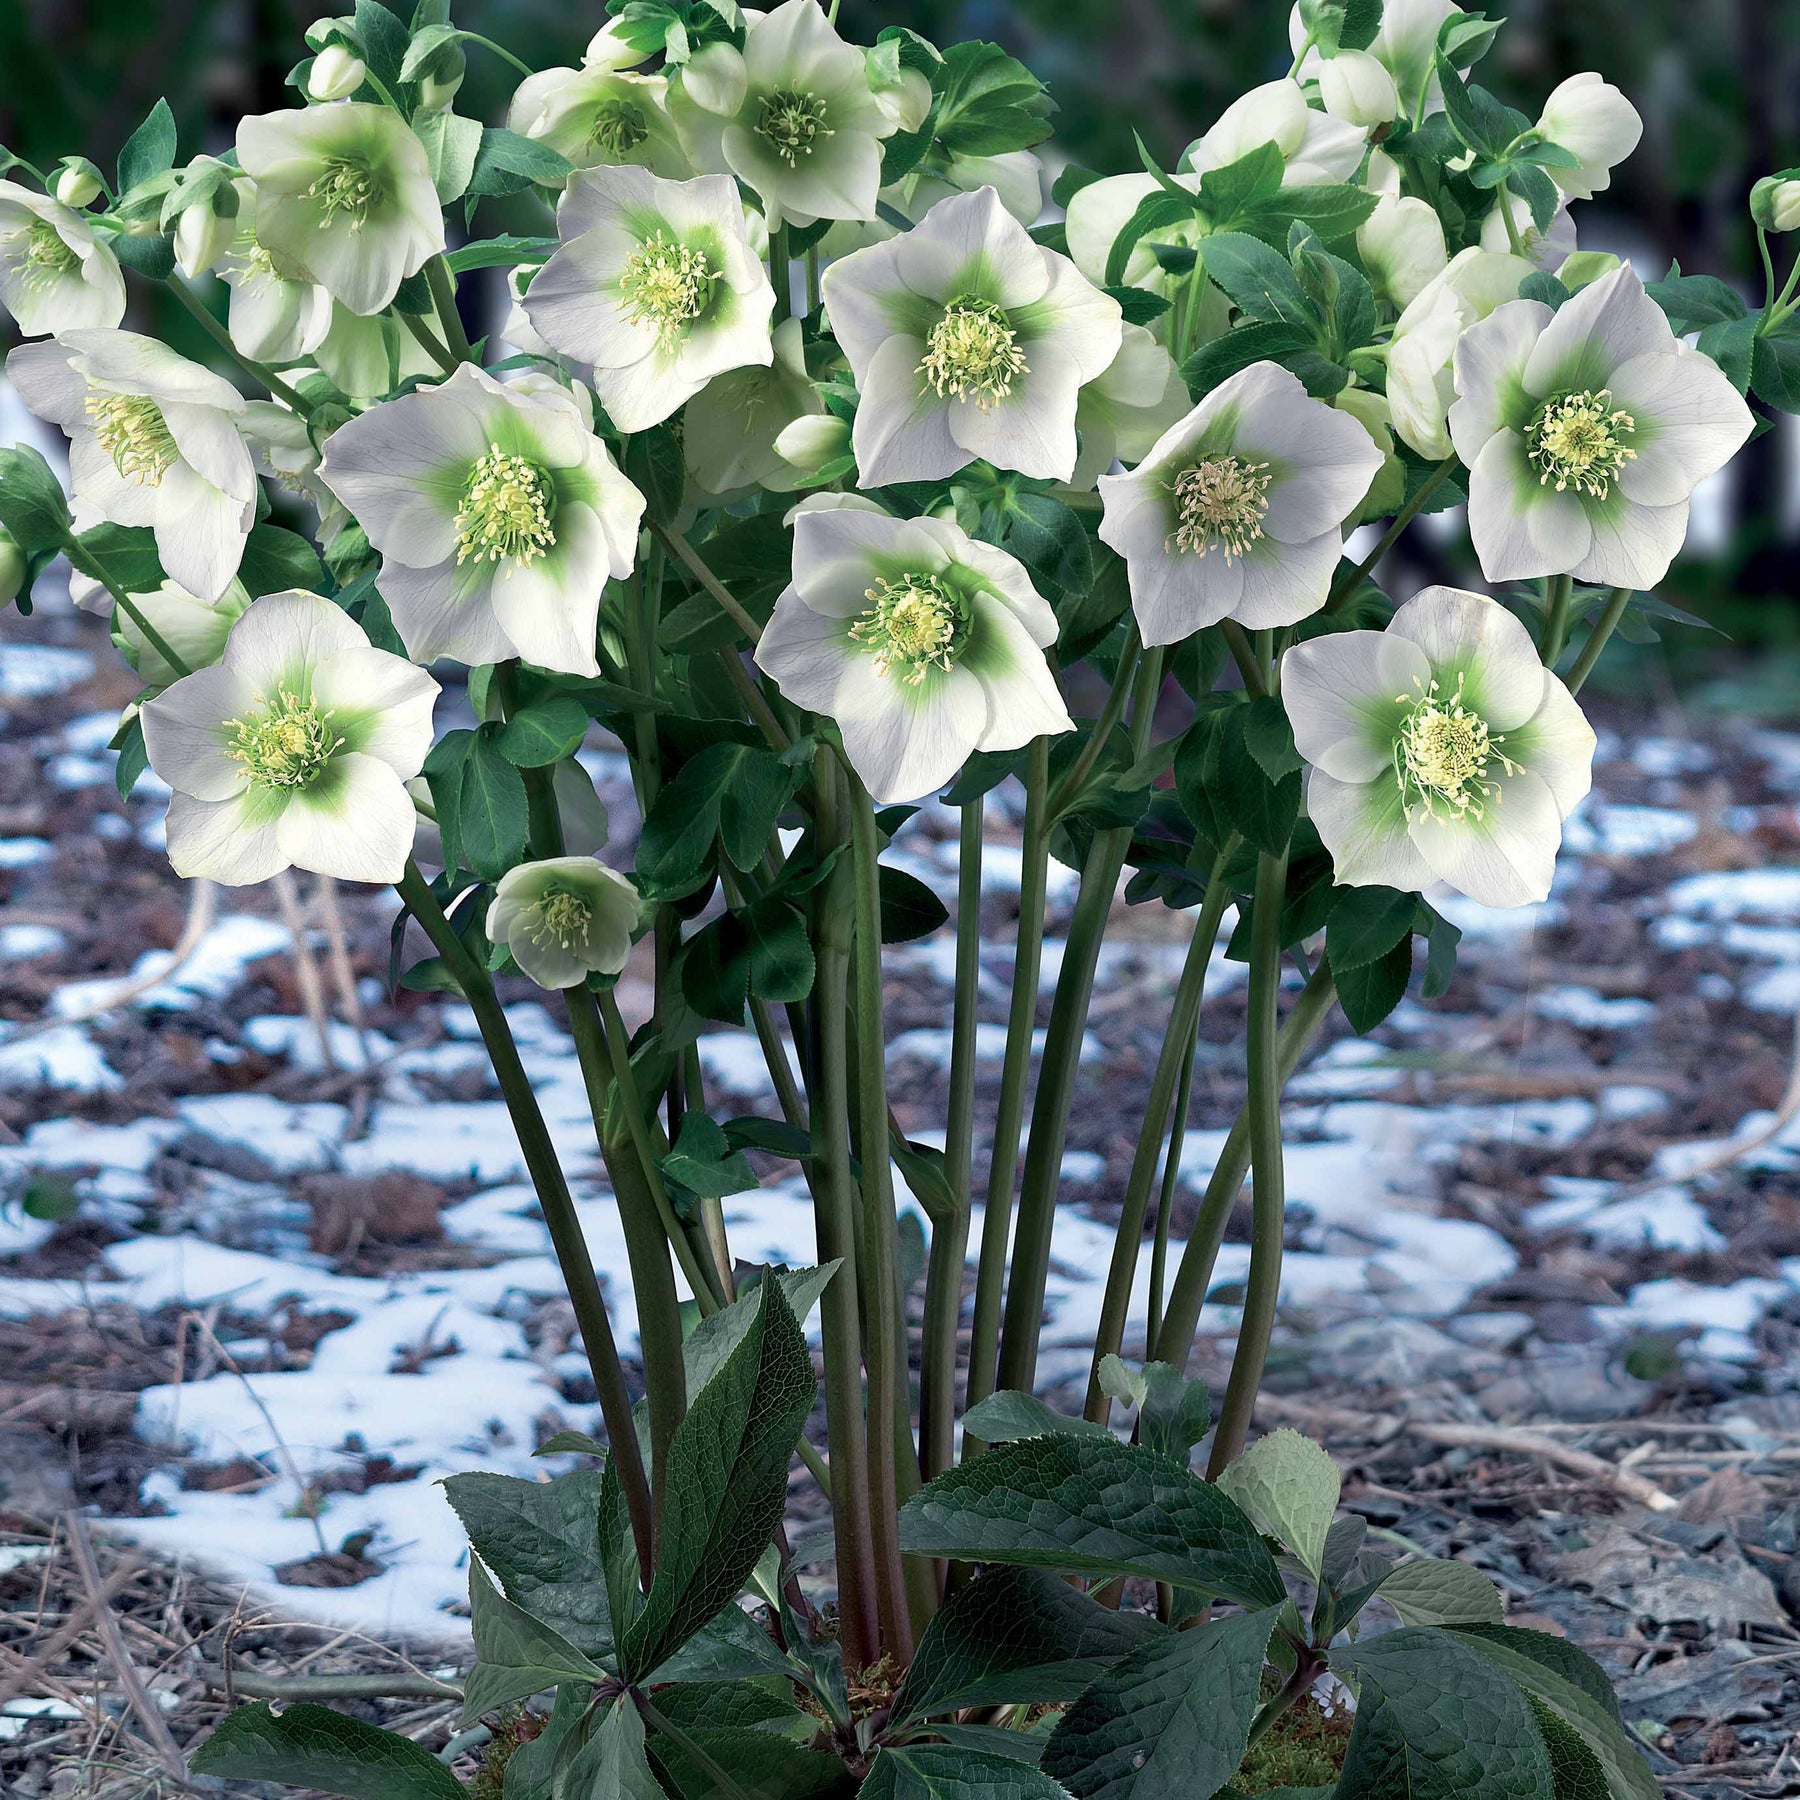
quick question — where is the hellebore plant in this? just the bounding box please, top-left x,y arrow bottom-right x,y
0,3 -> 1789,1798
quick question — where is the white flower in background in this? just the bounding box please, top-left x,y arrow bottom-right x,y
487,856 -> 640,989
1283,586 -> 1595,908
1070,324 -> 1190,488
308,44 -> 367,103
774,411 -> 853,482
670,0 -> 895,226
1358,194 -> 1447,311
236,103 -> 444,315
1096,361 -> 1384,645
898,150 -> 1044,226
1534,73 -> 1642,200
71,569 -> 252,690
312,302 -> 441,398
525,165 -> 776,432
239,400 -> 351,549
1333,387 -> 1406,523
8,328 -> 255,601
0,180 -> 125,336
1478,191 -> 1577,270
684,317 -> 829,495
1316,50 -> 1399,127
1449,264 -> 1753,587
1063,170 -> 1205,295
1292,0 -> 1462,123
822,185 -> 1122,486
756,506 -> 1072,801
1385,246 -> 1534,459
319,362 -> 645,675
141,590 -> 439,886
506,56 -> 689,177
1184,79 -> 1366,185
215,181 -> 334,364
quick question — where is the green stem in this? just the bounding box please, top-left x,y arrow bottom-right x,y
1220,620 -> 1268,697
1539,570 -> 1575,668
921,799 -> 983,1488
1047,623 -> 1141,817
1328,458 -> 1458,605
1565,585 -> 1631,695
652,523 -> 764,644
166,275 -> 311,412
394,864 -> 655,1572
807,767 -> 881,1671
1147,1021 -> 1200,1355
399,306 -> 460,376
963,735 -> 1052,1438
67,541 -> 192,679
459,29 -> 536,78
1151,966 -> 1336,1369
771,223 -> 792,323
1082,858 -> 1233,1422
846,767 -> 916,1662
425,254 -> 474,364
1207,847 -> 1289,1476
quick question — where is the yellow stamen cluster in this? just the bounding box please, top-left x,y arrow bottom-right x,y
618,231 -> 715,347
757,89 -> 832,165
306,156 -> 381,226
589,99 -> 650,161
1392,674 -> 1517,823
917,298 -> 1028,409
85,392 -> 178,486
850,573 -> 964,684
227,686 -> 342,789
454,445 -> 557,569
1527,387 -> 1637,498
532,889 -> 594,952
1167,455 -> 1273,562
21,219 -> 81,288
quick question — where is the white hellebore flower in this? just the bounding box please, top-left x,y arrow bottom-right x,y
140,590 -> 439,886
487,857 -> 640,990
506,58 -> 689,177
1534,73 -> 1642,201
684,316 -> 828,495
1478,191 -> 1577,271
1291,0 -> 1462,123
70,569 -> 251,690
8,328 -> 255,601
1071,324 -> 1190,489
671,0 -> 895,227
1096,361 -> 1384,646
0,180 -> 126,336
1449,264 -> 1753,587
1282,586 -> 1596,908
1357,194 -> 1447,312
525,165 -> 776,432
320,363 -> 645,676
236,102 -> 444,315
216,179 -> 334,365
822,185 -> 1122,486
756,506 -> 1072,802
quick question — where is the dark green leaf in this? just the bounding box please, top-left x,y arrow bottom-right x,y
662,1110 -> 760,1200
114,715 -> 149,799
1261,183 -> 1379,244
1196,142 -> 1286,230
446,234 -> 558,274
562,1697 -> 666,1800
1435,62 -> 1522,159
1182,322 -> 1313,400
1042,1607 -> 1276,1800
116,98 -> 177,192
1752,318 -> 1800,411
1333,932 -> 1413,1033
898,1434 -> 1285,1608
239,523 -> 325,597
461,1558 -> 603,1724
863,1744 -> 1070,1800
190,1702 -> 463,1799
1697,313 -> 1756,394
459,729 -> 530,881
107,229 -> 177,279
648,1722 -> 852,1800
497,695 -> 591,767
1205,703 -> 1300,856
0,445 -> 72,555
637,742 -> 804,900
1644,265 -> 1747,332
1005,492 -> 1095,598
1528,1696 -> 1611,1800
466,126 -> 573,201
930,40 -> 1054,158
71,521 -> 162,592
1241,696 -> 1301,782
1103,189 -> 1200,288
942,746 -> 1026,802
1417,899 -> 1461,1000
960,1390 -> 1113,1444
1106,285 -> 1172,326
880,864 -> 950,943
352,0 -> 410,85
624,424 -> 684,526
421,727 -> 473,875
617,1280 -> 816,1680
1325,885 -> 1417,974
1199,233 -> 1317,333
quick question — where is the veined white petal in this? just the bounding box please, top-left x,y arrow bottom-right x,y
1387,585 -> 1547,731
1228,528 -> 1343,629
141,664 -> 259,801
156,460 -> 251,603
1408,763 -> 1561,908
1510,674 -> 1596,819
1520,264 -> 1673,400
1307,767 -> 1435,893
1571,494 -> 1691,590
792,508 -> 950,617
1030,251 -> 1123,384
755,588 -> 859,712
835,657 -> 987,803
310,646 -> 439,778
274,752 -> 416,883
164,788 -> 291,885
820,235 -> 911,369
1466,429 -> 1593,584
948,335 -> 1083,482
376,555 -> 519,668
1448,298 -> 1549,461
896,187 -> 1049,309
223,589 -> 369,689
1282,629 -> 1428,783
961,597 -> 1073,751
526,226 -> 661,369
491,505 -> 607,678
1608,346 -> 1754,506
853,333 -> 968,487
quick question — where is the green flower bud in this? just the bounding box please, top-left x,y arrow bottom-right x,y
55,159 -> 105,208
308,42 -> 367,101
1752,173 -> 1800,234
0,528 -> 26,608
1555,250 -> 1622,291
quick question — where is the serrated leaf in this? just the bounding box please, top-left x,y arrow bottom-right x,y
1378,1556 -> 1504,1627
1325,885 -> 1417,974
1004,492 -> 1095,598
637,741 -> 804,900
1241,696 -> 1302,781
898,1434 -> 1285,1608
190,1701 -> 463,1799
1041,1606 -> 1277,1800
497,695 -> 590,768
1199,232 -> 1318,333
1182,322 -> 1314,399
564,1698 -> 666,1800
461,1558 -> 603,1725
1644,265 -> 1747,332
863,1744 -> 1072,1800
930,40 -> 1055,158
459,728 -> 530,880
661,1109 -> 760,1200
892,1565 -> 1161,1727
1528,1694 -> 1612,1800
116,98 -> 177,193
1334,933 -> 1413,1033
960,1390 -> 1112,1444
1215,1428 -> 1340,1579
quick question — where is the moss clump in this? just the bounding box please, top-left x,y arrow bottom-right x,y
1234,1696 -> 1354,1795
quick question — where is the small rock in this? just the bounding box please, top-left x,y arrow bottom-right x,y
1526,1346 -> 1656,1422
1448,1311 -> 1534,1350
1309,1317 -> 1475,1386
304,1172 -> 444,1255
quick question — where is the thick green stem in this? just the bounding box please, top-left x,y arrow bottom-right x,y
1147,1023 -> 1200,1354
653,523 -> 764,645
1328,458 -> 1458,606
68,539 -> 191,680
1048,624 -> 1140,817
963,735 -> 1052,1438
399,306 -> 460,376
1538,570 -> 1575,668
166,275 -> 312,413
395,864 -> 654,1573
920,799 -> 983,1486
1207,847 -> 1289,1476
1151,966 -> 1336,1369
846,768 -> 916,1661
1565,585 -> 1629,692
1083,861 -> 1233,1422
425,254 -> 474,363
1220,620 -> 1268,696
807,769 -> 882,1671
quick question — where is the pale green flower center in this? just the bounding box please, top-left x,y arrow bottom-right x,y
85,392 -> 178,486
532,888 -> 593,952
758,88 -> 832,165
455,445 -> 557,568
1393,674 -> 1516,822
306,155 -> 382,226
1168,455 -> 1273,562
22,219 -> 81,288
1527,387 -> 1637,498
619,231 -> 715,346
589,99 -> 649,160
228,686 -> 342,789
850,573 -> 966,684
918,297 -> 1028,409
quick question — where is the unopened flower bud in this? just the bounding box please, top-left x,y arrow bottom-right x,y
774,413 -> 851,478
1752,174 -> 1800,234
55,160 -> 104,208
0,529 -> 26,607
1317,49 -> 1398,127
416,47 -> 466,112
308,43 -> 367,101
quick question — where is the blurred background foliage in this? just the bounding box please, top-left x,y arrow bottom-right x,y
3,0 -> 1797,704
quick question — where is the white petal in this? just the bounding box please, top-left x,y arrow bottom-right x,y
1307,767 -> 1435,893
591,344 -> 709,433
1228,528 -> 1343,629
1236,372 -> 1386,543
1447,298 -> 1550,462
755,588 -> 858,711
948,535 -> 1057,647
223,589 -> 368,688
1608,347 -> 1753,506
853,334 -> 968,487
792,508 -> 948,616
161,401 -> 254,501
311,646 -> 439,777
1387,585 -> 1547,731
1571,495 -> 1691,590
1029,251 -> 1123,384
141,664 -> 259,801
1282,629 -> 1429,783
525,226 -> 660,369
1466,430 -> 1592,584
1511,675 -> 1595,818
376,556 -> 519,667
1520,264 -> 1674,400
836,659 -> 986,802
1408,764 -> 1561,907
962,598 -> 1072,752
948,337 -> 1083,482
491,507 -> 607,678
275,752 -> 416,883
820,235 -> 911,371
164,789 -> 291,885
156,460 -> 251,602
897,187 -> 1049,309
